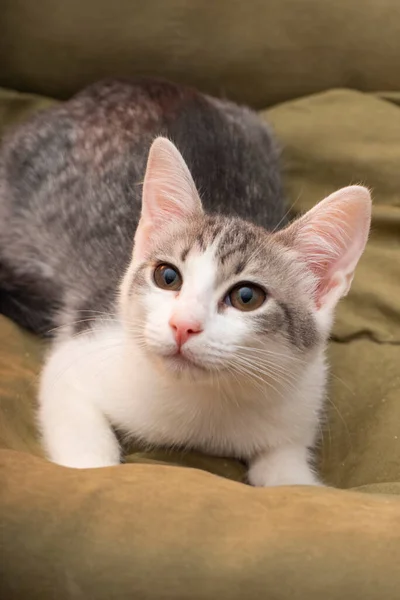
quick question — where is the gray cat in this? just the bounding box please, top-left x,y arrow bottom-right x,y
0,78 -> 284,335
0,79 -> 371,485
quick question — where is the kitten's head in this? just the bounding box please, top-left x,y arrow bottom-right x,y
120,137 -> 371,380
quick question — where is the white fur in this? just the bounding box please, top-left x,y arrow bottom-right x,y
39,318 -> 326,484
39,243 -> 326,486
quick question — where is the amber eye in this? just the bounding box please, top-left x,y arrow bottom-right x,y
225,283 -> 266,312
153,263 -> 182,291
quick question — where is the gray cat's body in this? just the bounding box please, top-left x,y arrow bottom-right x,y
0,78 -> 285,334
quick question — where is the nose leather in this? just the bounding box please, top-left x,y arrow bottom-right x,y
169,315 -> 203,347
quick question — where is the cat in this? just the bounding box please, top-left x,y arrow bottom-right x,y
0,78 -> 371,486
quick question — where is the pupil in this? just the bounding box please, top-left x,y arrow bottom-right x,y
240,287 -> 253,303
164,268 -> 176,285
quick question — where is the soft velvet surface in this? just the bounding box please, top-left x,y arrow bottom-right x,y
1,0 -> 400,107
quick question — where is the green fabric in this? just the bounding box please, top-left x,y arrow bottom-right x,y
2,452 -> 400,600
2,0 -> 400,108
1,86 -> 400,597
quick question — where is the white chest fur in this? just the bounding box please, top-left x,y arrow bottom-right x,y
40,323 -> 325,465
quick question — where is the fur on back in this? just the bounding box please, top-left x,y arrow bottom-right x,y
0,78 -> 284,334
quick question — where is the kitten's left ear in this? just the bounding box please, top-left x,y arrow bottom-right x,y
134,137 -> 203,261
276,186 -> 372,310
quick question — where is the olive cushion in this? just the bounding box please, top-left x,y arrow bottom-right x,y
1,0 -> 400,596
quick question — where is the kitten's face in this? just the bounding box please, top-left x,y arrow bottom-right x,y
124,216 -> 319,377
120,137 -> 371,380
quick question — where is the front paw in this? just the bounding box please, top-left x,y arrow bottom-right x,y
57,458 -> 121,469
47,450 -> 121,469
248,448 -> 322,487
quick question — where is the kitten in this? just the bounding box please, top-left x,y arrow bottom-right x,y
0,79 -> 371,485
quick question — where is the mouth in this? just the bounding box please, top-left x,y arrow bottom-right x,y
162,350 -> 208,374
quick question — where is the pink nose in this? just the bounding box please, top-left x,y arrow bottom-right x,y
169,316 -> 203,347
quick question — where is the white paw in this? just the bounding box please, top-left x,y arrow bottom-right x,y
47,447 -> 121,469
248,447 -> 322,487
248,464 -> 321,487
53,457 -> 121,469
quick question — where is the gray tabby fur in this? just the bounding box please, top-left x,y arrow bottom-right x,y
0,78 -> 285,334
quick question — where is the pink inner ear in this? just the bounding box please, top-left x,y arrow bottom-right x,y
133,137 -> 203,261
141,137 -> 202,227
276,186 -> 372,307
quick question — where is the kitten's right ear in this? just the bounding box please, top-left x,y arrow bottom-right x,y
134,137 -> 203,261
